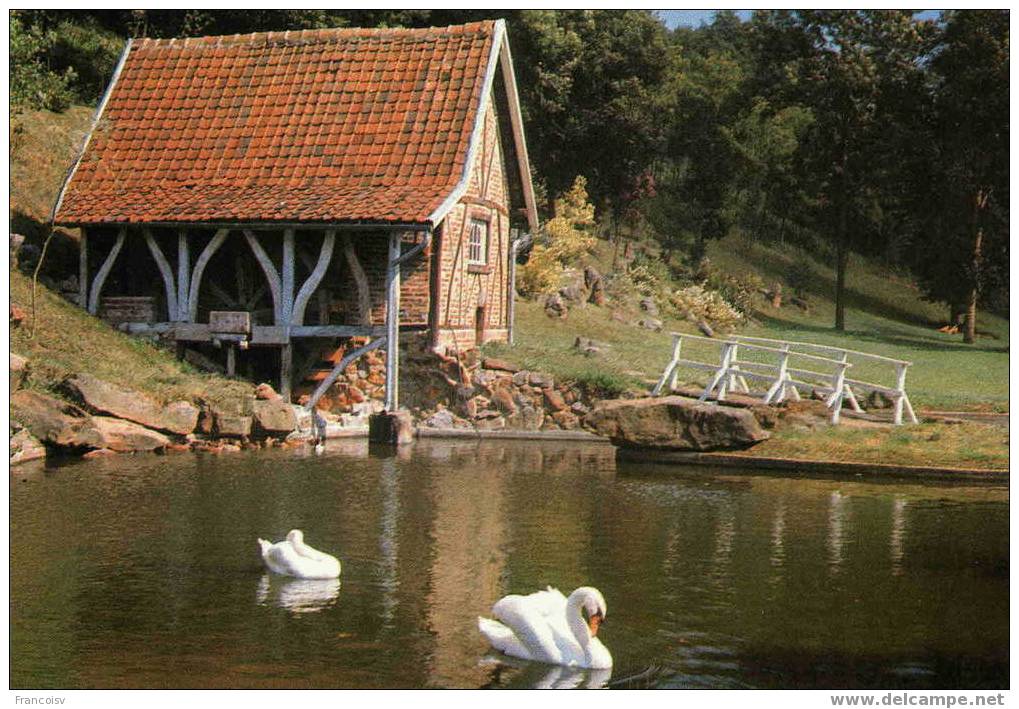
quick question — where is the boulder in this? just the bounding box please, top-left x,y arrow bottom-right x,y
543,293 -> 568,320
697,320 -> 715,338
10,390 -> 102,449
491,387 -> 517,415
542,388 -> 568,412
64,374 -> 198,435
506,405 -> 544,431
10,304 -> 26,327
528,372 -> 554,389
10,426 -> 46,465
214,412 -> 253,438
252,398 -> 298,434
422,409 -> 456,429
92,416 -> 171,452
586,395 -> 770,451
10,352 -> 27,391
584,266 -> 606,306
551,410 -> 581,430
639,297 -> 659,317
638,318 -> 664,332
482,357 -> 520,373
254,383 -> 280,400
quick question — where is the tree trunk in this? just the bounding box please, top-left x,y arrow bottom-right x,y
963,189 -> 987,344
834,194 -> 849,331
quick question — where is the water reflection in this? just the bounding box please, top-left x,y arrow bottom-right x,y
890,497 -> 907,576
480,655 -> 612,689
8,442 -> 1009,689
255,574 -> 341,614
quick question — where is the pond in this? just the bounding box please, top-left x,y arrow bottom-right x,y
10,440 -> 1008,689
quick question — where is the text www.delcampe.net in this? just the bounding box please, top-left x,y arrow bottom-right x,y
832,694 -> 1006,707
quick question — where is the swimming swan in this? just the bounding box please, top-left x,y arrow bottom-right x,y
257,529 -> 341,579
478,586 -> 612,670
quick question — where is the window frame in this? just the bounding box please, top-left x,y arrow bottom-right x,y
466,217 -> 490,267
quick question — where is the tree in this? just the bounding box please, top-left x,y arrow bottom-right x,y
920,10 -> 1009,342
781,11 -> 932,330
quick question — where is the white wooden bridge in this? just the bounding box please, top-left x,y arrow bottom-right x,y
653,333 -> 918,425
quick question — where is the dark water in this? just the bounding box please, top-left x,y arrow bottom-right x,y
9,440 -> 1008,689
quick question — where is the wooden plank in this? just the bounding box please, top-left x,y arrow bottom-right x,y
176,230 -> 189,321
341,233 -> 373,326
249,326 -> 289,345
187,228 -> 229,321
174,323 -> 212,342
290,325 -> 386,338
78,228 -> 88,308
291,230 -> 335,325
243,229 -> 282,323
143,229 -> 178,321
209,311 -> 251,334
88,228 -> 126,315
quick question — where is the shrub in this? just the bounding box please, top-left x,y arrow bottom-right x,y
785,260 -> 812,296
705,269 -> 764,318
668,284 -> 743,331
519,176 -> 597,296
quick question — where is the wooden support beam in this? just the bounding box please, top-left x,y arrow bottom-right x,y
176,230 -> 189,321
341,233 -> 373,325
384,230 -> 402,412
281,228 -> 296,325
280,344 -> 293,401
143,228 -> 178,321
88,228 -> 126,315
225,344 -> 236,377
243,229 -> 282,323
78,228 -> 88,309
187,228 -> 229,321
305,336 -> 387,411
291,230 -> 335,325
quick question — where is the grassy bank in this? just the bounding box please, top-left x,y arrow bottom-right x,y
10,270 -> 251,408
488,236 -> 1009,413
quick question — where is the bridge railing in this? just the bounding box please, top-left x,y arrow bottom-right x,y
653,332 -> 917,425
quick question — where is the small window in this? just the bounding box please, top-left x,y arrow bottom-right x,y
468,218 -> 489,266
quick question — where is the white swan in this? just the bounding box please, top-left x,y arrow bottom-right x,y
478,586 -> 612,670
257,529 -> 341,579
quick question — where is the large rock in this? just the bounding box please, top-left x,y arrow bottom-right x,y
10,390 -> 102,449
65,374 -> 198,435
252,398 -> 298,434
10,425 -> 46,465
10,352 -> 27,391
92,416 -> 171,452
586,395 -> 770,451
214,412 -> 253,438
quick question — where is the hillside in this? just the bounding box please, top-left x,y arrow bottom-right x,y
488,236 -> 1009,412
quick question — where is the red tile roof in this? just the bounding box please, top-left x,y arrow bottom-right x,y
55,22 -> 498,226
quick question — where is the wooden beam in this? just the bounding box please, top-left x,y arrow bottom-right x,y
341,233 -> 373,326
280,344 -> 293,401
88,228 -> 126,315
290,325 -> 387,338
78,228 -> 88,309
176,229 -> 189,321
143,228 -> 178,321
243,229 -> 282,323
305,336 -> 387,411
187,228 -> 229,321
291,230 -> 335,325
385,230 -> 402,411
281,228 -> 296,325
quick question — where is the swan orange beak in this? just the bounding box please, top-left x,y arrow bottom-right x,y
588,611 -> 604,637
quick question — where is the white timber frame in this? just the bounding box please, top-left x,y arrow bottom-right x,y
653,332 -> 918,425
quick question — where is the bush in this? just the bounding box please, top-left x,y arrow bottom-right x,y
668,284 -> 743,331
785,260 -> 812,296
519,176 -> 597,296
704,269 -> 764,318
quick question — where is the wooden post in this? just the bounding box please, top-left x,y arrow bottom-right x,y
652,334 -> 683,396
341,233 -> 373,325
280,344 -> 292,401
78,228 -> 88,309
226,344 -> 236,377
143,228 -> 178,321
291,230 -> 335,325
177,229 -> 189,321
384,230 -> 402,412
280,228 -> 296,402
187,229 -> 229,321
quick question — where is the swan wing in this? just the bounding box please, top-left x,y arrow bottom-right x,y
491,594 -> 562,665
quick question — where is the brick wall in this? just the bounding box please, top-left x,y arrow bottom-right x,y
434,95 -> 512,349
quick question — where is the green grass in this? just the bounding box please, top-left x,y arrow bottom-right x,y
489,235 -> 1008,412
739,422 -> 1008,471
11,270 -> 252,408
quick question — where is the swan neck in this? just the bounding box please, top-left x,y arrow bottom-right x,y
566,593 -> 592,647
